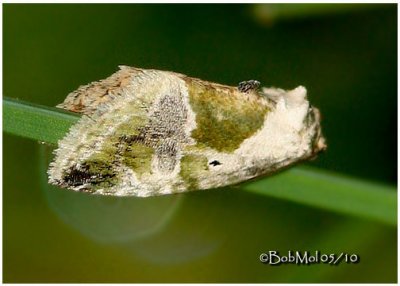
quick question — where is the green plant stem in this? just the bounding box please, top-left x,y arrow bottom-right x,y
3,97 -> 79,144
243,166 -> 396,226
3,97 -> 397,226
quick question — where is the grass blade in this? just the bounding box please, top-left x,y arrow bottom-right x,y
3,97 -> 79,144
3,97 -> 397,225
243,166 -> 396,226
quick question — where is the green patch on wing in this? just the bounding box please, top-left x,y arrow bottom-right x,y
179,154 -> 209,190
79,139 -> 121,190
86,137 -> 119,163
79,99 -> 156,188
83,160 -> 119,189
122,142 -> 154,177
88,115 -> 155,179
187,81 -> 268,152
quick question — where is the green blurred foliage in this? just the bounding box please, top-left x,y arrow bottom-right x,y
3,4 -> 397,283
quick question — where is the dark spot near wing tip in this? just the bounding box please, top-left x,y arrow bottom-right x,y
63,166 -> 92,187
63,163 -> 116,187
209,160 -> 221,166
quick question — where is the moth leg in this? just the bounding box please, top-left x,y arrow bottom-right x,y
238,80 -> 260,93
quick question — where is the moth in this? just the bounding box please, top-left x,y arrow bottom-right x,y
48,66 -> 326,197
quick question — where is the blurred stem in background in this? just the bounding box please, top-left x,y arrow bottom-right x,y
252,4 -> 376,25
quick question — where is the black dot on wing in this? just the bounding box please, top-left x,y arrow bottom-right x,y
209,160 -> 221,166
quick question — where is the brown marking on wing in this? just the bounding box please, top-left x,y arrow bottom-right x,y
56,66 -> 143,115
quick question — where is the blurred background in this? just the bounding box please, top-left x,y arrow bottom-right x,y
3,4 -> 397,283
